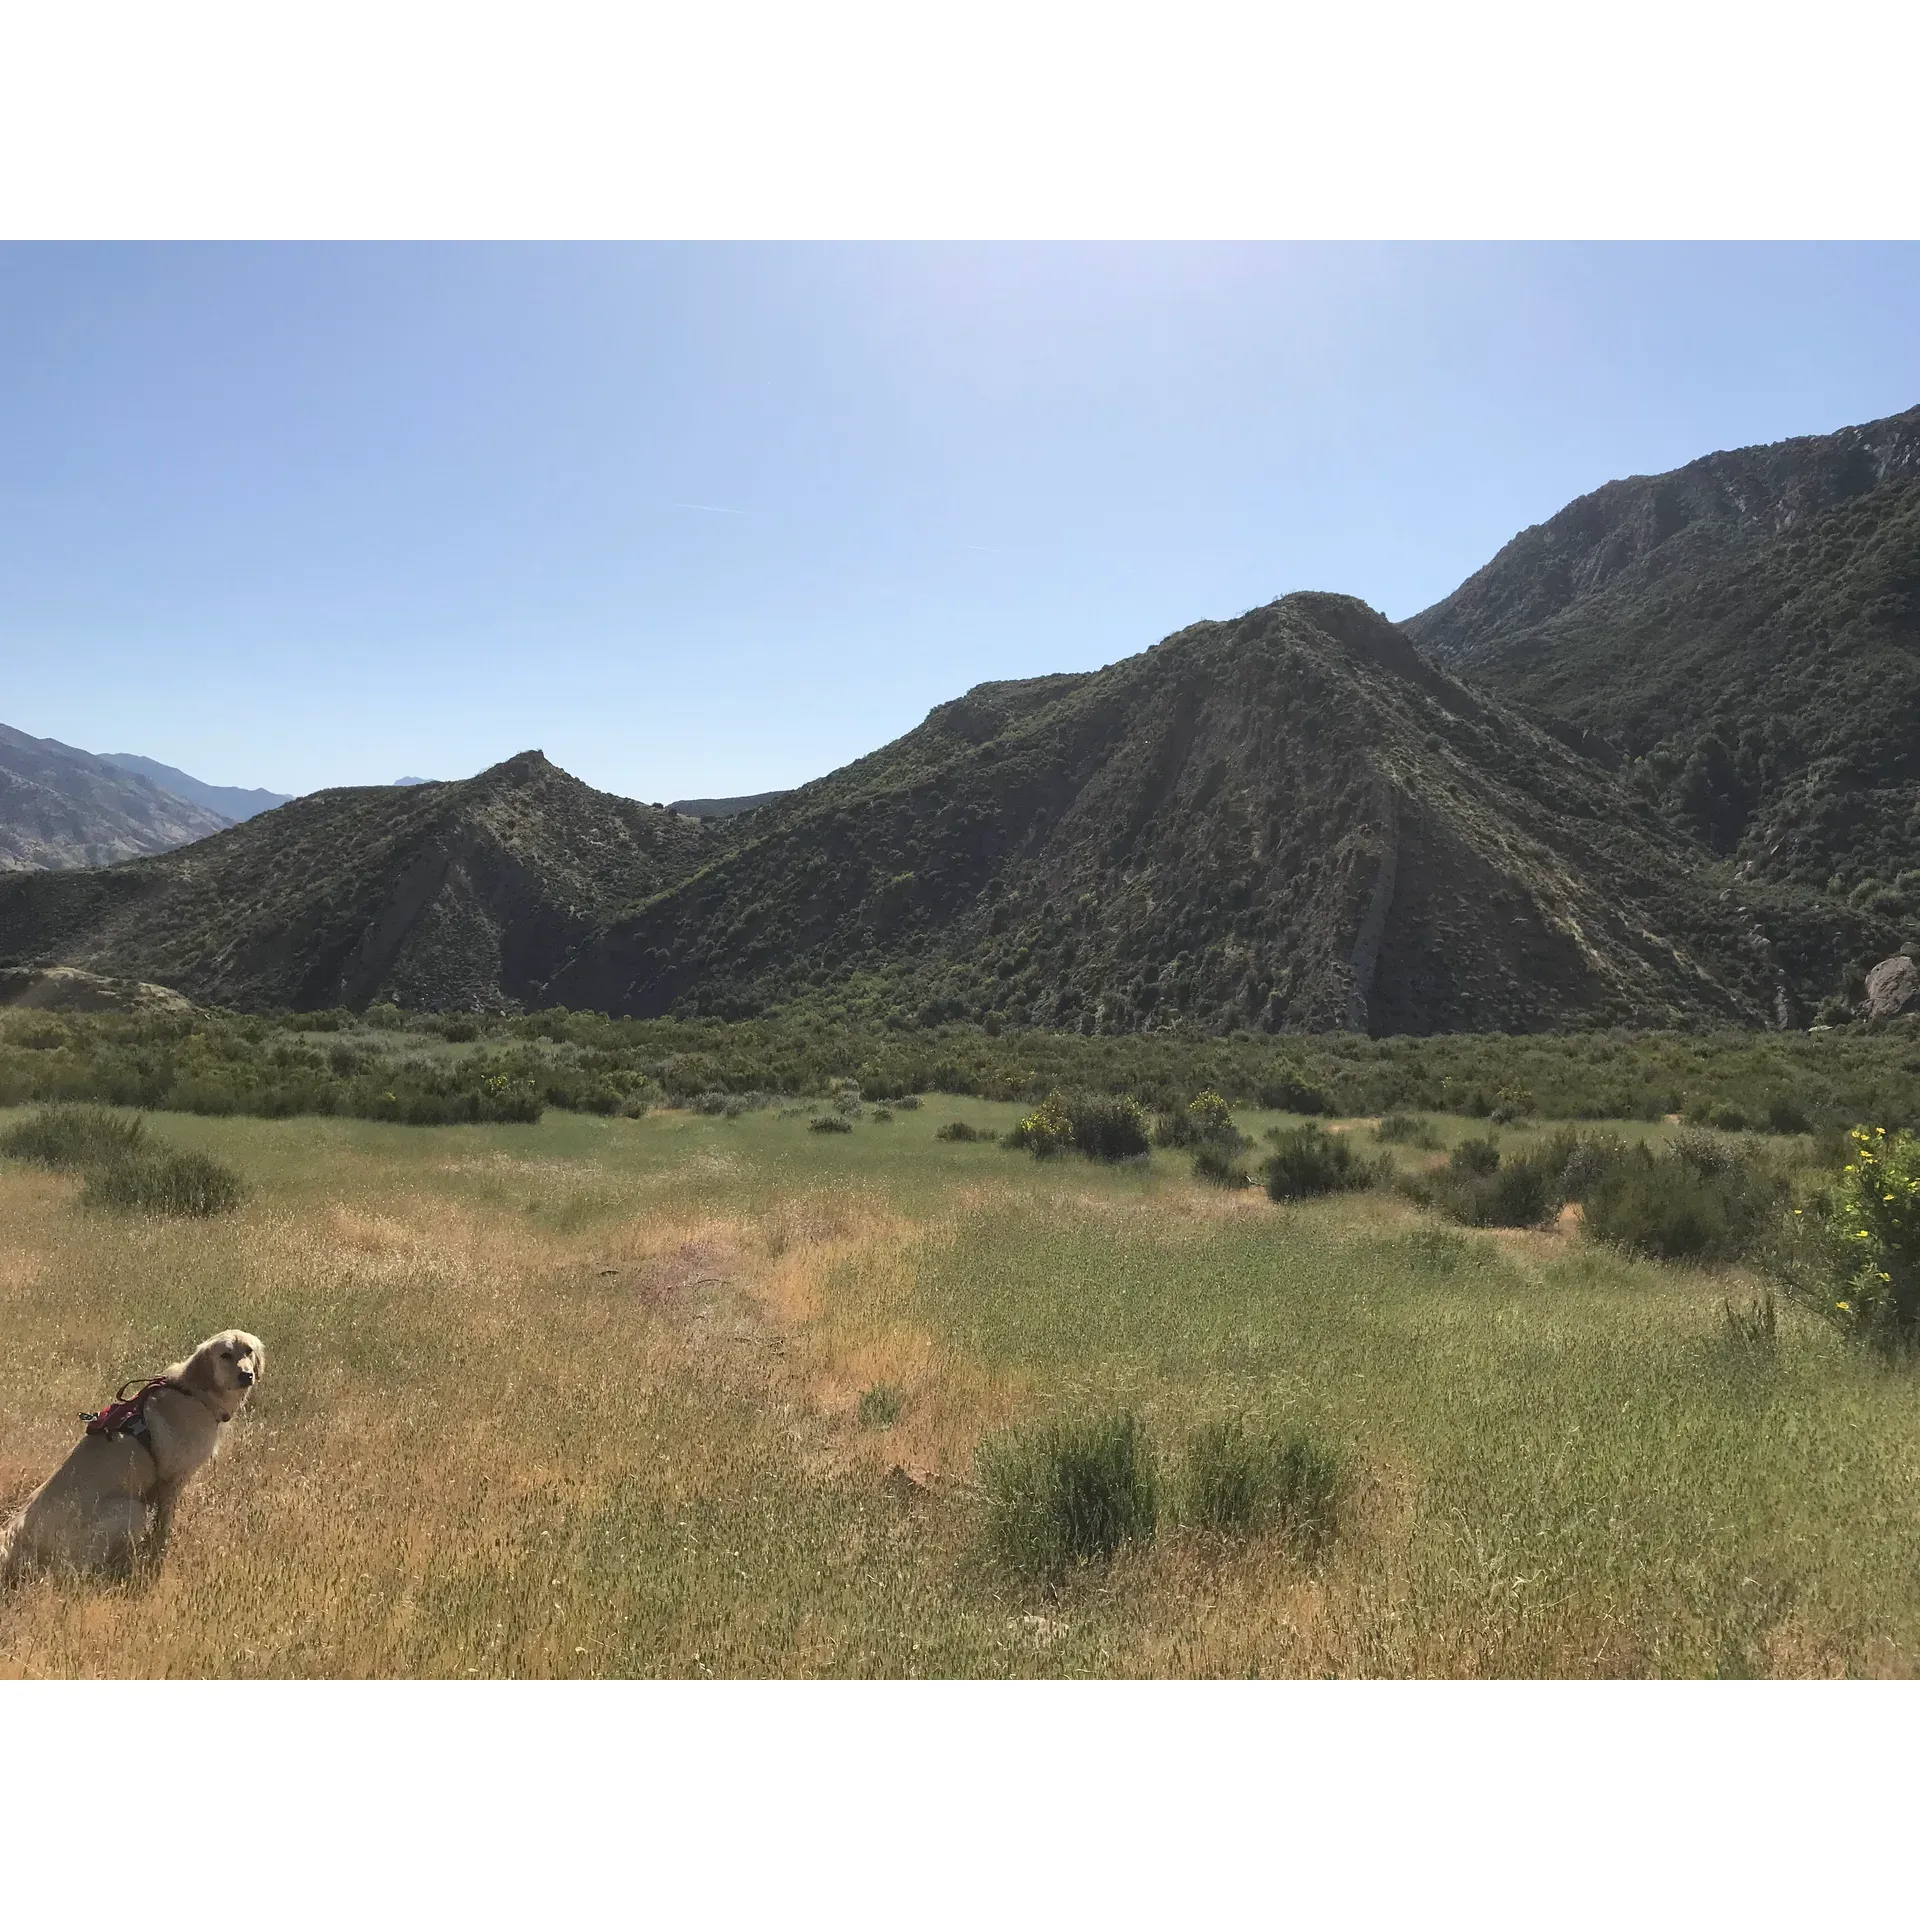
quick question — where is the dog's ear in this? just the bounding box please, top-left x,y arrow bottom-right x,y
177,1339 -> 225,1393
244,1336 -> 266,1382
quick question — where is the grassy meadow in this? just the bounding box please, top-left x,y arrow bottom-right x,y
4,1095 -> 1920,1678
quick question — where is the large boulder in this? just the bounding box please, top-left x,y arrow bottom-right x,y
1863,954 -> 1920,1019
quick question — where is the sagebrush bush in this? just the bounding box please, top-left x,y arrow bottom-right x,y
83,1145 -> 245,1217
1180,1420 -> 1343,1549
1584,1150 -> 1730,1259
1374,1112 -> 1442,1147
1402,1130 -> 1589,1230
1065,1093 -> 1151,1162
1261,1124 -> 1378,1202
1580,1134 -> 1782,1264
935,1120 -> 995,1143
1257,1073 -> 1331,1115
979,1412 -> 1158,1584
0,1103 -> 146,1169
808,1114 -> 854,1134
1450,1136 -> 1501,1177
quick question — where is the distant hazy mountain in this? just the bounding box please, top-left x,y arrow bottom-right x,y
394,776 -> 434,786
102,753 -> 291,823
667,791 -> 790,819
0,724 -> 235,871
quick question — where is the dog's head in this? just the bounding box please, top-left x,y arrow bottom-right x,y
178,1329 -> 266,1407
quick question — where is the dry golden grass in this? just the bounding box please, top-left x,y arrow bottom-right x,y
5,1099 -> 1920,1677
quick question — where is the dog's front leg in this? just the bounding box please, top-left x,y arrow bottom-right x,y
141,1483 -> 183,1572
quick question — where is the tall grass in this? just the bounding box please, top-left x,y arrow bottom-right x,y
1179,1419 -> 1342,1549
979,1412 -> 1158,1584
83,1146 -> 246,1218
1,1101 -> 243,1217
0,1103 -> 146,1169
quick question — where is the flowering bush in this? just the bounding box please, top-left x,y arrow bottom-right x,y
1815,1127 -> 1920,1347
1009,1090 -> 1075,1158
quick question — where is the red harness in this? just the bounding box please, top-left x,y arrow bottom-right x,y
84,1376 -> 189,1450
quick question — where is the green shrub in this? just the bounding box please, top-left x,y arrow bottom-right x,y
1191,1140 -> 1250,1187
1257,1073 -> 1330,1115
1578,1137 -> 1781,1264
809,1114 -> 854,1134
936,1120 -> 995,1143
1404,1129 -> 1587,1230
1450,1135 -> 1501,1177
1766,1096 -> 1813,1135
858,1384 -> 903,1429
1064,1093 -> 1151,1162
0,1103 -> 146,1170
1261,1123 -> 1377,1202
83,1146 -> 245,1218
1180,1420 -> 1342,1549
1708,1104 -> 1749,1132
979,1412 -> 1158,1584
1374,1112 -> 1441,1147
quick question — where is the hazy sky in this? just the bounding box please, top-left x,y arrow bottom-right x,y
3,243 -> 1917,800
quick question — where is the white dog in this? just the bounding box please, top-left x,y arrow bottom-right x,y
1,1329 -> 265,1581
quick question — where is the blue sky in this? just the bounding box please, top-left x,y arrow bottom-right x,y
3,243 -> 1916,801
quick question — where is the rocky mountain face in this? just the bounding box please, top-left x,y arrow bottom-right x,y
0,752 -> 711,1011
0,724 -> 236,870
1408,406 -> 1920,665
1403,406 -> 1920,910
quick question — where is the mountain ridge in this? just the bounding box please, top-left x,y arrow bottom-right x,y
1403,403 -> 1920,907
99,753 -> 292,823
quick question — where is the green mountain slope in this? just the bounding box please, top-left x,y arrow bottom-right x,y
0,751 -> 709,1011
551,593 -> 1885,1034
1404,406 -> 1920,905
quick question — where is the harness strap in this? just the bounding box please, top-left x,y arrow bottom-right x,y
83,1375 -> 191,1446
